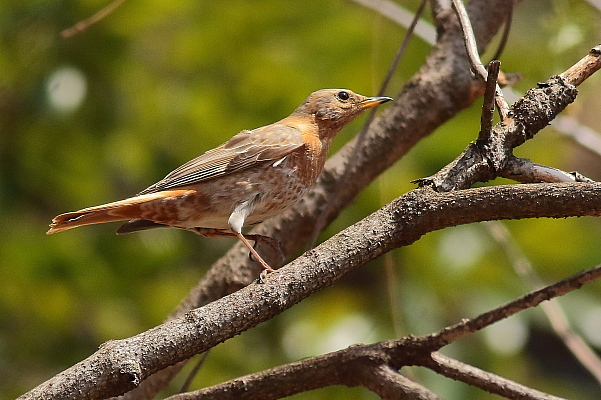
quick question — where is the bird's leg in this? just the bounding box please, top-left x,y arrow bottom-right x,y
225,197 -> 276,275
195,228 -> 275,282
196,228 -> 281,271
231,231 -> 275,273
243,234 -> 284,265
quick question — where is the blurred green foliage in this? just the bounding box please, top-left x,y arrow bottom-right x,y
1,0 -> 600,399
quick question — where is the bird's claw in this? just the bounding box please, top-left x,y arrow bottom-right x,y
257,266 -> 275,284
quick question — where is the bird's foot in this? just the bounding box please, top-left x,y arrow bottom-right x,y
195,228 -> 280,280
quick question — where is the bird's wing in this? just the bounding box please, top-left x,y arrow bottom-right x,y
138,124 -> 305,194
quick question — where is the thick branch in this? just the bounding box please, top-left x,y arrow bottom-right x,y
20,182 -> 601,400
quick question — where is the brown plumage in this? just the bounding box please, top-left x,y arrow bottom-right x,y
47,89 -> 392,272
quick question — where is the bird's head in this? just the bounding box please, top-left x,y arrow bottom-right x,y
292,89 -> 392,135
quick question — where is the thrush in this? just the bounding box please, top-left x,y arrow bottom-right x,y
47,89 -> 392,272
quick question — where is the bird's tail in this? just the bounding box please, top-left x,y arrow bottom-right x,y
46,190 -> 191,234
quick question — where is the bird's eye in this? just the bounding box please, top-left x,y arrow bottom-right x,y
336,91 -> 350,101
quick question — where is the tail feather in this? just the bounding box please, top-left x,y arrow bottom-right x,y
116,219 -> 169,234
47,209 -> 129,234
46,190 -> 192,234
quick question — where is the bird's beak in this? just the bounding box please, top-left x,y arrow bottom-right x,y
360,96 -> 393,109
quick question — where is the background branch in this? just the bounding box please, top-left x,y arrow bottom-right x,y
61,0 -> 127,38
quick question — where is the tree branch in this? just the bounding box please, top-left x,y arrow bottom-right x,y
451,0 -> 510,118
486,221 -> 601,389
165,262 -> 601,400
423,353 -> 567,400
424,262 -> 601,347
61,0 -> 127,38
416,44 -> 601,191
19,183 -> 601,400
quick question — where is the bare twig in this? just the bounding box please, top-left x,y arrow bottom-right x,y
358,0 -> 428,139
61,0 -> 127,38
451,0 -> 510,118
501,157 -> 594,183
179,351 -> 211,393
424,353 -> 567,400
352,0 -> 436,45
490,1 -> 514,61
559,44 -> 601,86
486,222 -> 601,389
477,60 -> 501,144
452,0 -> 487,79
427,264 -> 601,347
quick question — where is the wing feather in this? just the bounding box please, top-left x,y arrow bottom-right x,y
139,125 -> 304,194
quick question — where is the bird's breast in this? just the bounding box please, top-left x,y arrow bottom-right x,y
169,142 -> 330,230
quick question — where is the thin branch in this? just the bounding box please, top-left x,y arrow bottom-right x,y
61,0 -> 127,38
358,0 -> 428,139
451,0 -> 510,118
477,60 -> 500,144
501,157 -> 594,183
452,0 -> 488,79
559,44 -> 601,86
490,1 -> 514,61
423,353 -> 567,400
486,222 -> 601,389
352,0 -> 437,45
179,351 -> 211,393
165,261 -> 601,400
426,264 -> 601,347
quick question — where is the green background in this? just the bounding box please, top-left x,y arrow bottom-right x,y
1,0 -> 600,398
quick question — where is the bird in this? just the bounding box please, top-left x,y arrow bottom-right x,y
47,89 -> 392,273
